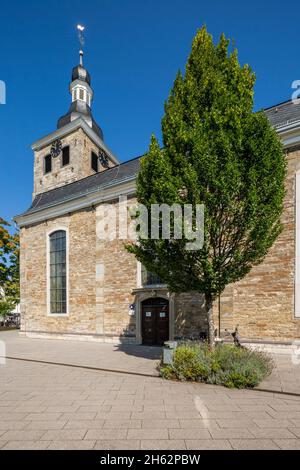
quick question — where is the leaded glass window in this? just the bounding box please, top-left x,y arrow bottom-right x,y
49,230 -> 67,314
141,264 -> 164,286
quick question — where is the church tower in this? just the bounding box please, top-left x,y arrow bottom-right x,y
31,48 -> 119,198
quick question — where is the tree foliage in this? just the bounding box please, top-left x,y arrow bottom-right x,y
0,217 -> 19,309
127,27 -> 286,344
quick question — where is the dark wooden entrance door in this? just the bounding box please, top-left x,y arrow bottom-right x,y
141,298 -> 169,346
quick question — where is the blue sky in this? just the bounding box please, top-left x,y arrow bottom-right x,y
1,0 -> 299,227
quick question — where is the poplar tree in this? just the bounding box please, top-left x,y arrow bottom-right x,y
127,26 -> 286,346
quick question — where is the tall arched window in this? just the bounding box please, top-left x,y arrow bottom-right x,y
49,230 -> 67,314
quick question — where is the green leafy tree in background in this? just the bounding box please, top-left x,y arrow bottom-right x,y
127,26 -> 286,346
0,217 -> 19,319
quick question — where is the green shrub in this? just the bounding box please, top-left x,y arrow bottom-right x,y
160,343 -> 273,389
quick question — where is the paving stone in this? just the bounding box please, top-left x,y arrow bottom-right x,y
141,420 -> 180,429
274,439 -> 300,449
41,429 -> 87,440
64,420 -> 105,429
166,411 -> 201,419
25,421 -> 67,430
210,429 -> 254,439
85,429 -> 128,440
103,420 -> 141,429
131,411 -> 167,420
253,419 -> 292,428
0,421 -> 28,430
216,419 -> 255,428
1,441 -> 51,450
179,419 -> 219,429
96,411 -> 132,420
127,429 -> 169,440
94,440 -> 141,450
60,412 -> 97,421
48,440 -> 96,450
185,439 -> 232,450
141,440 -> 186,450
169,429 -> 211,440
288,428 -> 300,438
0,430 -> 45,441
229,439 -> 280,450
0,412 -> 29,421
24,412 -> 63,421
249,428 -> 297,439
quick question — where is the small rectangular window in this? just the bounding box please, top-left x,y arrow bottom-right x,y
79,89 -> 84,100
91,151 -> 98,172
62,146 -> 70,166
44,154 -> 52,174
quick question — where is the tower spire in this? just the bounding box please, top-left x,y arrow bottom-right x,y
77,24 -> 85,66
56,24 -> 104,140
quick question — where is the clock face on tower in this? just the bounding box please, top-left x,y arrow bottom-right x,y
50,139 -> 62,158
99,149 -> 109,168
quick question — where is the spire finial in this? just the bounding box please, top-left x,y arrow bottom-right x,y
77,24 -> 85,66
79,50 -> 83,66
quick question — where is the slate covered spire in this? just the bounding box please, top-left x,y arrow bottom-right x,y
57,49 -> 103,140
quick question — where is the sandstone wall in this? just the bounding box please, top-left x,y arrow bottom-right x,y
33,128 -> 113,198
216,147 -> 300,342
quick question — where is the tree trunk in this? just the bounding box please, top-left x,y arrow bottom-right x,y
205,292 -> 215,347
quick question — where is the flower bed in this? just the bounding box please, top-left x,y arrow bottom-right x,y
160,342 -> 273,388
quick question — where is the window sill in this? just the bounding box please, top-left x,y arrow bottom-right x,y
47,313 -> 69,317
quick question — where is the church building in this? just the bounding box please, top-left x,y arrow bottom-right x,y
14,52 -> 300,346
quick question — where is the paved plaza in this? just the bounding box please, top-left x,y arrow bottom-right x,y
0,331 -> 300,450
1,331 -> 300,394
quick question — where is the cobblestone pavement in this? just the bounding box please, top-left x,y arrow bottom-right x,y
1,357 -> 300,450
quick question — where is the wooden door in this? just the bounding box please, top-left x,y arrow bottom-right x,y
141,298 -> 169,346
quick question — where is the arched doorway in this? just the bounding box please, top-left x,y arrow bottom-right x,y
141,297 -> 169,346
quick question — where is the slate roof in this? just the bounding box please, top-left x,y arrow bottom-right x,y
264,99 -> 300,128
17,99 -> 300,220
24,156 -> 141,215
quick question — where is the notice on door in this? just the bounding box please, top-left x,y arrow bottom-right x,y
159,312 -> 166,318
145,312 -> 152,317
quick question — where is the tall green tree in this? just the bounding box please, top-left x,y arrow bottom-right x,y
127,27 -> 286,346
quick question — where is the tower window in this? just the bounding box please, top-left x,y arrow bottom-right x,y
44,154 -> 52,174
62,146 -> 70,166
91,151 -> 98,172
79,89 -> 84,100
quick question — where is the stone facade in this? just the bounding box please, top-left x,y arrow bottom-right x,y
215,146 -> 300,342
19,198 -> 205,343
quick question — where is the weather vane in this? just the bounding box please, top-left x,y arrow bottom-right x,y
77,24 -> 85,66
